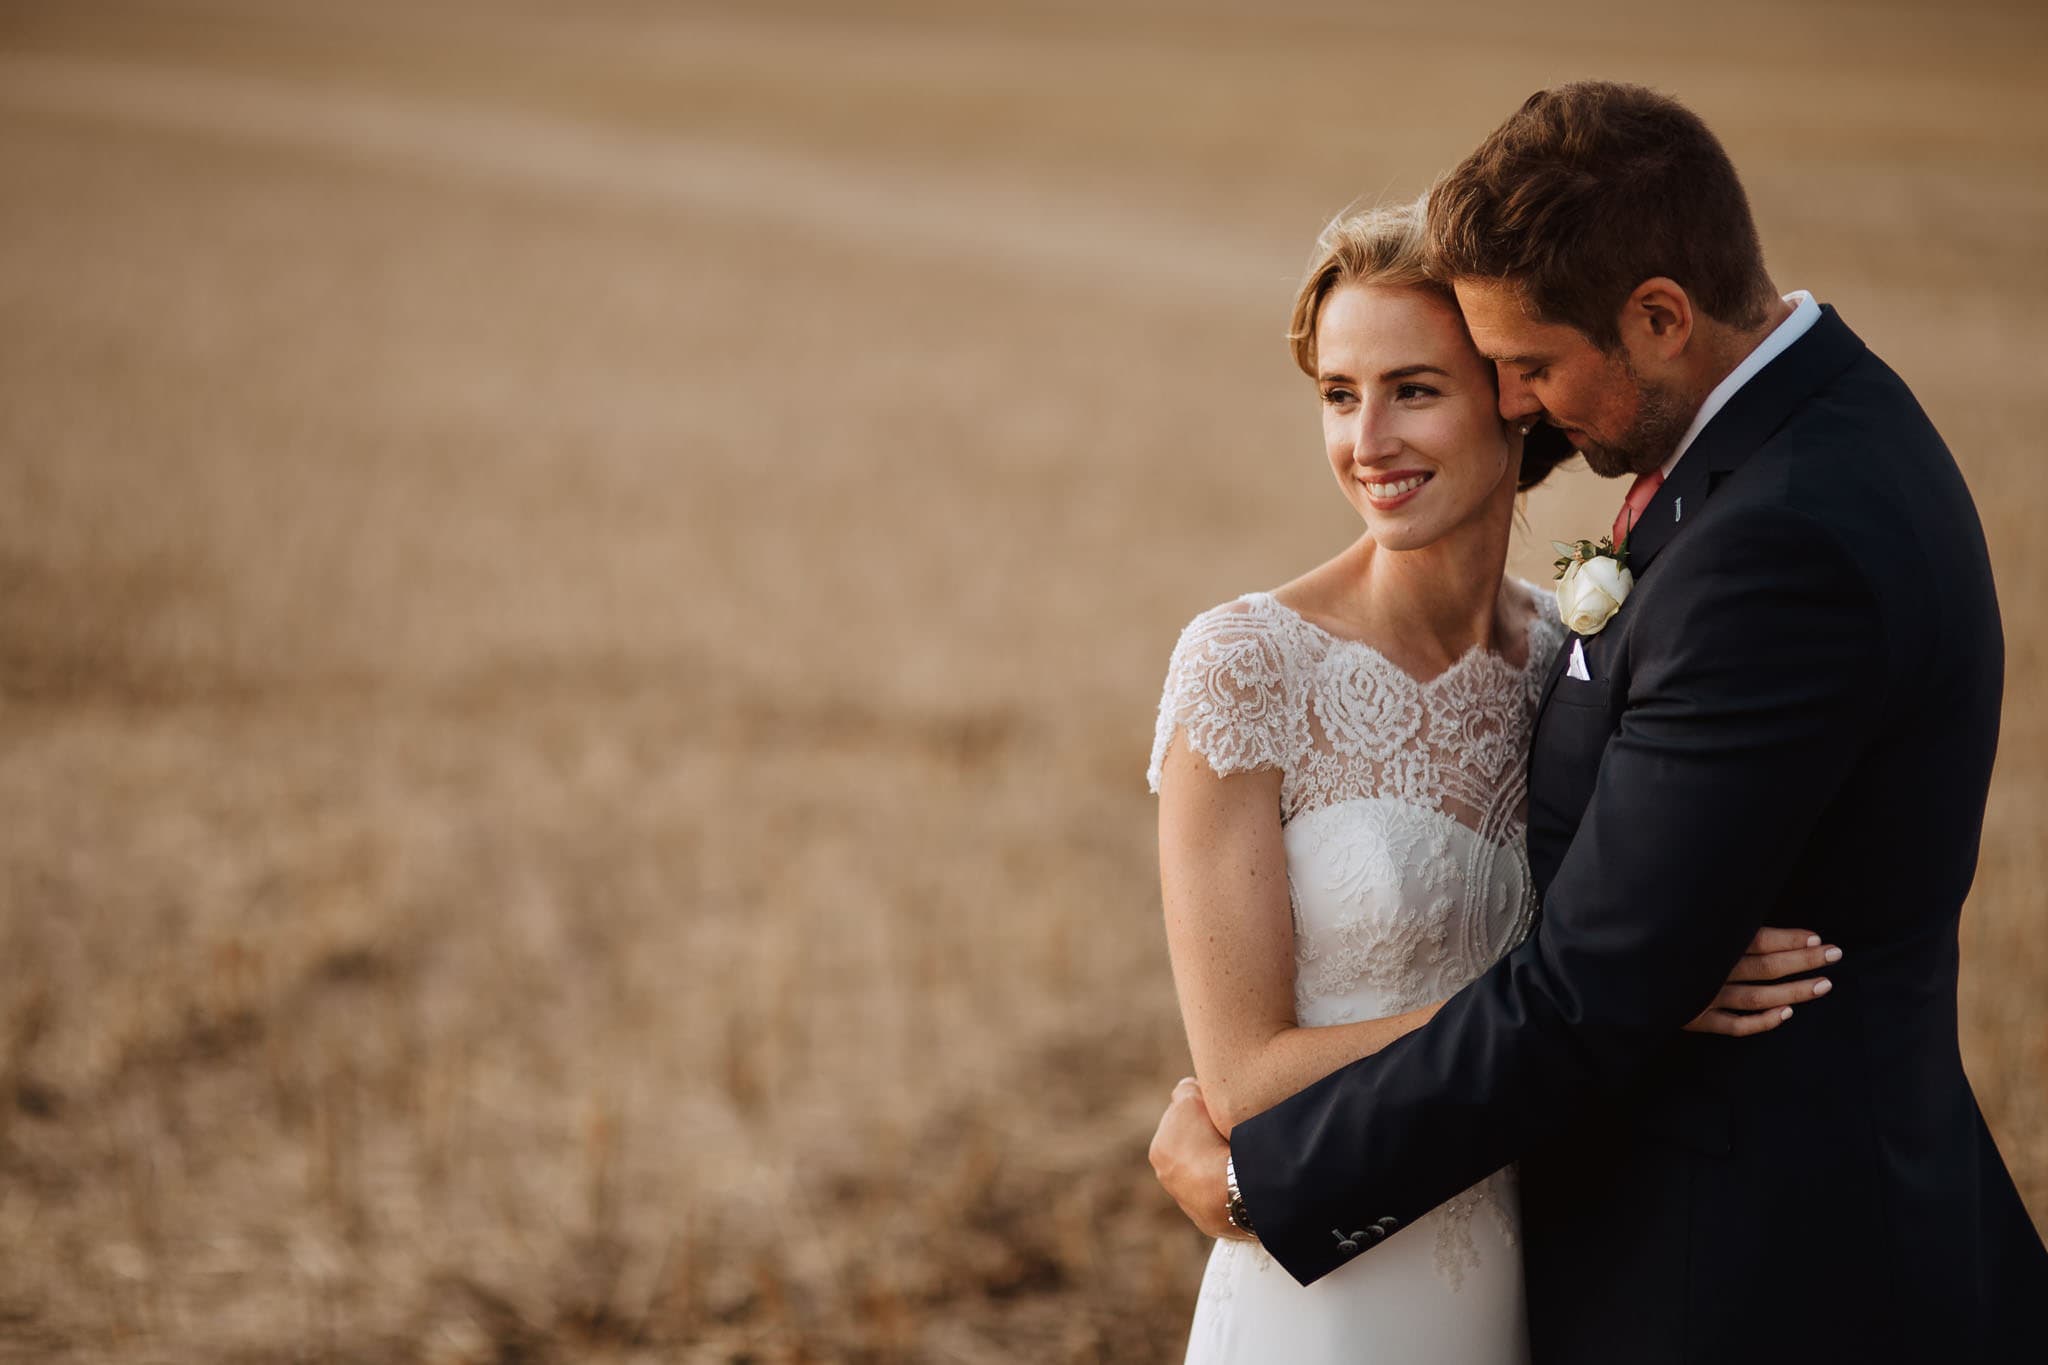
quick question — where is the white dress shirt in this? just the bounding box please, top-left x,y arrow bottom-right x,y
1660,290 -> 1821,478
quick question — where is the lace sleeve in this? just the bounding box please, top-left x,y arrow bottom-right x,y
1147,598 -> 1300,793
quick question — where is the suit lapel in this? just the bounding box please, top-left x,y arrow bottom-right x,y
1533,306 -> 1868,725
1624,306 -> 1865,576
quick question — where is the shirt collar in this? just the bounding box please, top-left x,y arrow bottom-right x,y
1660,290 -> 1821,477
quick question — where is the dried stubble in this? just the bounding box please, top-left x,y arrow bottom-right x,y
0,0 -> 2043,1360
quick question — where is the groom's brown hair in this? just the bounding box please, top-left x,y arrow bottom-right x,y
1427,82 -> 1775,348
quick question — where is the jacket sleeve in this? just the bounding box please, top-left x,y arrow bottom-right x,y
1229,502 -> 1889,1286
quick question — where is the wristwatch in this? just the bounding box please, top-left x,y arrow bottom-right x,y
1224,1154 -> 1255,1235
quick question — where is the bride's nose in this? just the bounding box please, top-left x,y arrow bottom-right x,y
1351,399 -> 1404,465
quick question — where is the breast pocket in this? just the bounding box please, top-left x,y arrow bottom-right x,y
1530,671 -> 1623,838
1545,674 -> 1618,712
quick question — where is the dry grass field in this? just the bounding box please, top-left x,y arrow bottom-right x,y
0,1 -> 2043,1359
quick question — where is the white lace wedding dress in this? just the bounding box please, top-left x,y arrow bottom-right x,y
1148,583 -> 1565,1365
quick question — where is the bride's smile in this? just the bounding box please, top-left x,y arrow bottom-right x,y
1357,470 -> 1431,507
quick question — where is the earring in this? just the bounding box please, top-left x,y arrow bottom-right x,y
1518,424 -> 1532,436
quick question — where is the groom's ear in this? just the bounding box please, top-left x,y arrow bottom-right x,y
1616,277 -> 1695,369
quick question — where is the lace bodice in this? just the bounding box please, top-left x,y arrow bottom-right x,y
1149,585 -> 1561,837
1148,583 -> 1563,1018
1150,583 -> 1564,1304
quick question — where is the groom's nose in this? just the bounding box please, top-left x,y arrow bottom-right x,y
1495,368 -> 1543,425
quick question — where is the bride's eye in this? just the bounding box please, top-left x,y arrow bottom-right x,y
1321,387 -> 1357,407
1395,382 -> 1439,402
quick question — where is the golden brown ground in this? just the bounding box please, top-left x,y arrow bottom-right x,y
0,1 -> 2043,1359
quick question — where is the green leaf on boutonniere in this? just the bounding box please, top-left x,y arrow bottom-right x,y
1552,531 -> 1631,579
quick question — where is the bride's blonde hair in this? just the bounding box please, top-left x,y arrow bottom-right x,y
1287,197 -> 1449,379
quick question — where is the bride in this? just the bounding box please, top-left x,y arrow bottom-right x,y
1146,201 -> 1838,1362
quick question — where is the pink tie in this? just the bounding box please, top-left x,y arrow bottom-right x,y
1612,469 -> 1666,547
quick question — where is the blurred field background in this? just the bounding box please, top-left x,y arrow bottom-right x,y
1,0 -> 2044,1360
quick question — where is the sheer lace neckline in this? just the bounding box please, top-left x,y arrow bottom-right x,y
1146,583 -> 1565,830
1247,585 -> 1551,687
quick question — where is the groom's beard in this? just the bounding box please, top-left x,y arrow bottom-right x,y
1575,361 -> 1693,479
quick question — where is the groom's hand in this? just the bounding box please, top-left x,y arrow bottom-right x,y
1149,1077 -> 1253,1242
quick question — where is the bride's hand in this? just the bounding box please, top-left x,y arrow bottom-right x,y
1684,926 -> 1841,1037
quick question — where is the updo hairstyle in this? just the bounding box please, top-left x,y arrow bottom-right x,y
1287,199 -> 1575,492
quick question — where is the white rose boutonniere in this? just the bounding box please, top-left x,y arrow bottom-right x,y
1553,536 -> 1634,636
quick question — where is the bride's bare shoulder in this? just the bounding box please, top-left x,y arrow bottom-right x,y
1268,547 -> 1371,634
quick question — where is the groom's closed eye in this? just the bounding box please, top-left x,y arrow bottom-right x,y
1483,354 -> 1548,381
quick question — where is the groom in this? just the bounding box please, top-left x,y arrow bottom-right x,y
1151,83 -> 2047,1361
